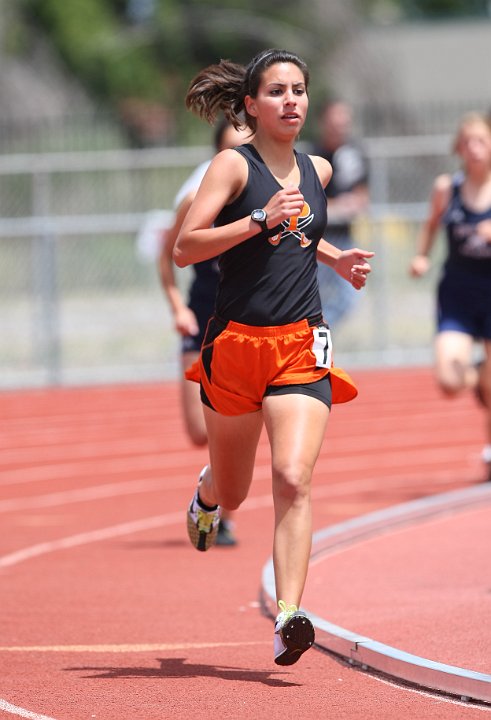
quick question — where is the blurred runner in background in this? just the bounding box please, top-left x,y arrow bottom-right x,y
158,118 -> 251,545
409,112 -> 491,482
312,99 -> 369,328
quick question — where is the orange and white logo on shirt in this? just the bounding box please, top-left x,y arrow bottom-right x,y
268,202 -> 314,248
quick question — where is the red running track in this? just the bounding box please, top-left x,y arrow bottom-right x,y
0,367 -> 490,720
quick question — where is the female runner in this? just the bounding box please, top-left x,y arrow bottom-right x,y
174,48 -> 373,665
410,111 -> 491,482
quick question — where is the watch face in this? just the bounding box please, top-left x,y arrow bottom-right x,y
252,209 -> 266,222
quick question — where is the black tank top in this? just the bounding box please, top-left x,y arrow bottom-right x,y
214,144 -> 328,325
188,257 -> 219,312
442,172 -> 491,277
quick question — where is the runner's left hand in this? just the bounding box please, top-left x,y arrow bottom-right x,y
335,248 -> 374,289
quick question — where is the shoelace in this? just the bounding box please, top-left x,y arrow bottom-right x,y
276,600 -> 298,626
196,507 -> 216,533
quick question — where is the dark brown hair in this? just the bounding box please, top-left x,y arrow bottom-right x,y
185,49 -> 309,134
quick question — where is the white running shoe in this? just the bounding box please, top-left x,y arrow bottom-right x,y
186,466 -> 221,552
274,600 -> 315,666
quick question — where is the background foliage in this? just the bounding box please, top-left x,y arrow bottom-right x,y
20,0 -> 490,145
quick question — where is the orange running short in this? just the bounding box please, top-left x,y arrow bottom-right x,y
185,316 -> 357,416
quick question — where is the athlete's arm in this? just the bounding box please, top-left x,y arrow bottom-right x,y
476,219 -> 491,243
310,154 -> 341,264
409,174 -> 451,277
174,149 -> 305,267
318,239 -> 374,289
159,193 -> 192,307
310,154 -> 333,190
311,154 -> 373,288
158,192 -> 199,337
332,248 -> 374,289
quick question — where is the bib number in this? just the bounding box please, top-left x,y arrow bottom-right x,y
312,326 -> 332,368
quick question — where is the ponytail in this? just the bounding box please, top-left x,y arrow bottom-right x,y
185,49 -> 309,134
185,60 -> 246,129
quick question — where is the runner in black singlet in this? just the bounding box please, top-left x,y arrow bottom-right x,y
174,49 -> 374,666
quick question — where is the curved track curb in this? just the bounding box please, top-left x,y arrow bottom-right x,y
261,484 -> 491,704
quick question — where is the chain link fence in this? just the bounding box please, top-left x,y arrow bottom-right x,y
0,129 -> 458,389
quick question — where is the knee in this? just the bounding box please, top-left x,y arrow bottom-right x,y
273,463 -> 311,505
436,365 -> 464,396
214,482 -> 247,511
437,378 -> 461,397
435,358 -> 468,396
215,490 -> 244,512
188,429 -> 208,447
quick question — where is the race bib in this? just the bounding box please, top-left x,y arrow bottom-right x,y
312,326 -> 332,368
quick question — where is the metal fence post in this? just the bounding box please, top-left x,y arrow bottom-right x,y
31,171 -> 61,384
369,156 -> 390,355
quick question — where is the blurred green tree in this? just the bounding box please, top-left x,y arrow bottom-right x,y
22,0 -> 489,146
23,0 -> 336,145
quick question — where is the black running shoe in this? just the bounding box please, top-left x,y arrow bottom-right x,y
216,519 -> 237,547
274,601 -> 315,666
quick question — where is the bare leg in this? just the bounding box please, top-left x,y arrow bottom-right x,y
198,406 -> 264,511
480,341 -> 491,465
181,352 -> 207,446
434,330 -> 475,396
262,393 -> 329,608
435,332 -> 491,479
181,354 -> 237,529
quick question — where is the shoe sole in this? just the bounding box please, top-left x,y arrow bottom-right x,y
186,511 -> 218,552
275,614 -> 315,666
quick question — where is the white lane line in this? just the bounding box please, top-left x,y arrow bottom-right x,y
0,453 -> 180,486
0,478 -> 168,513
0,473 -> 474,569
0,436 -> 184,465
0,457 -> 471,515
263,485 -> 491,706
0,641 -> 269,653
0,481 -> 356,568
1,438 -> 477,487
0,699 -> 57,720
368,672 -> 491,712
0,512 -> 181,568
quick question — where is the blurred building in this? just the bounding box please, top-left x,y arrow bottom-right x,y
325,17 -> 491,135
